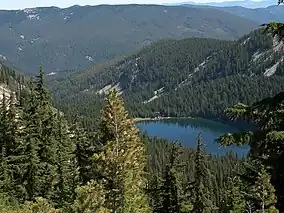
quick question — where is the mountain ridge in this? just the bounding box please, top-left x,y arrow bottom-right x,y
168,0 -> 277,8
47,29 -> 284,126
181,4 -> 284,24
0,4 -> 258,74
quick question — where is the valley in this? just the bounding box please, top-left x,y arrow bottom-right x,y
0,4 -> 259,74
47,28 -> 284,129
0,1 -> 284,212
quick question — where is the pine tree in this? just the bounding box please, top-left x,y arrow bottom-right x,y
19,70 -> 60,201
192,133 -> 213,213
34,68 -> 59,199
252,167 -> 279,213
21,81 -> 41,201
0,94 -> 11,196
226,176 -> 245,213
155,143 -> 187,213
53,111 -> 76,207
73,180 -> 109,213
76,89 -> 151,212
0,94 -> 25,201
71,118 -> 94,185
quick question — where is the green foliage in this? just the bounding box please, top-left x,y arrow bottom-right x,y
151,143 -> 185,213
49,29 -> 284,130
0,5 -> 257,73
192,134 -> 214,213
249,167 -> 278,213
226,177 -> 246,213
144,135 -> 244,213
74,89 -> 151,212
219,91 -> 284,210
0,68 -> 77,209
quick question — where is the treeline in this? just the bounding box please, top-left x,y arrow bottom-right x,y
47,29 -> 284,130
127,75 -> 284,118
0,64 -> 25,96
0,71 -> 280,212
219,90 -> 284,212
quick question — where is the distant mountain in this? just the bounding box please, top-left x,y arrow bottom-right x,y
181,4 -> 284,24
169,0 -> 277,8
0,4 -> 258,74
48,29 -> 284,125
216,5 -> 284,23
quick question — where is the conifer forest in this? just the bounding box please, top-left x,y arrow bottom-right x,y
0,0 -> 284,212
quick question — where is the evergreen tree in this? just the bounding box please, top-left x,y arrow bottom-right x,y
71,118 -> 94,185
0,94 -> 24,201
53,111 -> 76,207
0,94 -> 11,197
20,69 -> 75,204
34,68 -> 58,199
76,89 -> 151,212
218,92 -> 284,210
21,81 -> 41,201
252,167 -> 279,213
225,176 -> 245,213
192,133 -> 213,213
155,143 -> 184,213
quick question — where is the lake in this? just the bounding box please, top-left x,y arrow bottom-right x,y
137,118 -> 249,156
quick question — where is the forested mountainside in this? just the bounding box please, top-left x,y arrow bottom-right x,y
48,28 -> 284,128
0,4 -> 258,74
0,68 -> 250,212
0,61 -> 24,101
218,5 -> 284,24
172,0 -> 276,8
183,4 -> 284,24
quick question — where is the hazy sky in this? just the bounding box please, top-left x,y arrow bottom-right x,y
0,0 -> 257,10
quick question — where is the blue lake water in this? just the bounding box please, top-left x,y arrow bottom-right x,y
137,118 -> 249,156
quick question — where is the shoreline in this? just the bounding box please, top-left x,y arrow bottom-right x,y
133,116 -> 252,131
133,116 -> 192,122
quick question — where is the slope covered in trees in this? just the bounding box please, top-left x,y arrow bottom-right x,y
182,4 -> 284,25
48,28 -> 284,129
1,71 -> 268,212
0,4 -> 258,74
0,61 -> 25,102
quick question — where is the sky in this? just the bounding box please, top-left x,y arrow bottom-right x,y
0,0 -> 262,10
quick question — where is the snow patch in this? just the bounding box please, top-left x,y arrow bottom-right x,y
86,56 -> 94,61
252,51 -> 264,62
27,14 -> 40,20
97,82 -> 122,95
143,87 -> 164,104
30,37 -> 40,44
20,35 -> 25,39
175,57 -> 211,90
0,85 -> 12,101
17,47 -> 23,51
47,72 -> 56,76
164,9 -> 168,12
264,58 -> 283,77
272,37 -> 284,52
241,37 -> 250,45
64,16 -> 70,21
194,56 -> 211,73
0,55 -> 7,61
23,8 -> 35,14
143,95 -> 159,104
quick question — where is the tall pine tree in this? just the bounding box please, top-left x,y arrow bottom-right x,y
75,89 -> 151,212
192,133 -> 213,213
251,167 -> 278,213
